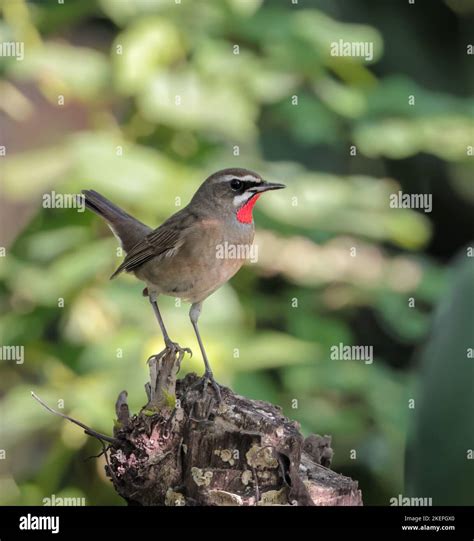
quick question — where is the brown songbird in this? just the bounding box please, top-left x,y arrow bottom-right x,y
82,168 -> 285,399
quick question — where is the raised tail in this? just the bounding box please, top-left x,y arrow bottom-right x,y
82,189 -> 152,254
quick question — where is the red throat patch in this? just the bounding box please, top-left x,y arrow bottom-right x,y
236,194 -> 261,224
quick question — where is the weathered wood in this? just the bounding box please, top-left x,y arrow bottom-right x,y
106,348 -> 362,506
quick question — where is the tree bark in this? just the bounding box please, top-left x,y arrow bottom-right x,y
106,347 -> 362,506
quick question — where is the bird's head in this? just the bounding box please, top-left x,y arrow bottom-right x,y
193,168 -> 285,224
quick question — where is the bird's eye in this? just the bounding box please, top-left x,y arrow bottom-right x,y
230,179 -> 243,191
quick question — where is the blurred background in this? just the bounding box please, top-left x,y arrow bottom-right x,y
0,0 -> 473,506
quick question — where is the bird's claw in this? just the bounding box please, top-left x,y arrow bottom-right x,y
146,341 -> 192,366
146,350 -> 166,365
165,341 -> 192,357
189,372 -> 222,403
209,378 -> 222,404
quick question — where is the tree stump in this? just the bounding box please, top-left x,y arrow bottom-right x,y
106,347 -> 362,506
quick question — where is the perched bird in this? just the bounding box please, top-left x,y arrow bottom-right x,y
82,168 -> 285,399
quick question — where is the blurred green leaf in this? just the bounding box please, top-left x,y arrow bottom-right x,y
406,252 -> 474,505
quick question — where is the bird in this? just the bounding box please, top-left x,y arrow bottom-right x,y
82,168 -> 285,400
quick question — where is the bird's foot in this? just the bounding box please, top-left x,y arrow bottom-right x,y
188,371 -> 222,403
165,340 -> 193,357
146,342 -> 192,365
146,349 -> 166,365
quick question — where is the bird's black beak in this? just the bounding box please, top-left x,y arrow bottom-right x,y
254,180 -> 286,193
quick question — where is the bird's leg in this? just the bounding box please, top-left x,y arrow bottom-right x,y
189,302 -> 222,402
148,294 -> 192,357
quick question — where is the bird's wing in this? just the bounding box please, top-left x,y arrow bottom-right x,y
110,208 -> 196,278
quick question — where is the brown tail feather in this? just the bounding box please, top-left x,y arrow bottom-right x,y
82,189 -> 152,255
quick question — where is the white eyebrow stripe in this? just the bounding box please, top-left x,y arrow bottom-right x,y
221,174 -> 261,183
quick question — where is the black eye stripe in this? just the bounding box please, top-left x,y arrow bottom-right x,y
244,180 -> 261,189
230,179 -> 260,190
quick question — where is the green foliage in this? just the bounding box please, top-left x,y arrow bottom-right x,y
405,254 -> 474,505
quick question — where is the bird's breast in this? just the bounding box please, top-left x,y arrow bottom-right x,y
137,218 -> 255,303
